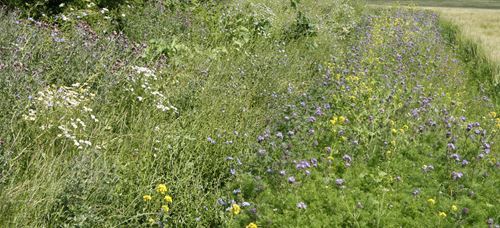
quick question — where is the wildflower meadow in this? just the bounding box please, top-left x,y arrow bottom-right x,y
0,0 -> 498,227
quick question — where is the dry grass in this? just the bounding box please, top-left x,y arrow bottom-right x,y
423,7 -> 500,64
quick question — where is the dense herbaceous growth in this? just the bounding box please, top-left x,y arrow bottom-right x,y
0,0 -> 498,227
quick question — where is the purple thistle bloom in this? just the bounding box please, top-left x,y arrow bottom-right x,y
288,176 -> 296,183
296,202 -> 307,209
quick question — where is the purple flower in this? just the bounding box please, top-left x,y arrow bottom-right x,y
305,170 -> 311,176
460,116 -> 466,122
311,158 -> 318,167
279,170 -> 286,176
276,132 -> 283,139
230,168 -> 236,175
207,137 -> 216,144
451,171 -> 463,180
447,143 -> 456,150
308,116 -> 316,123
412,189 -> 420,196
233,189 -> 241,194
450,153 -> 461,161
241,202 -> 251,207
296,160 -> 311,170
217,198 -> 226,206
257,135 -> 265,143
325,147 -> 332,154
288,176 -> 296,183
462,160 -> 469,166
315,107 -> 323,116
342,154 -> 352,163
335,178 -> 345,186
296,202 -> 307,209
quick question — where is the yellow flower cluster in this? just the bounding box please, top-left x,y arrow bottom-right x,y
246,222 -> 258,228
330,116 -> 347,126
143,183 -> 174,215
438,211 -> 447,218
157,184 -> 168,194
143,195 -> 152,202
230,204 -> 241,215
427,198 -> 436,205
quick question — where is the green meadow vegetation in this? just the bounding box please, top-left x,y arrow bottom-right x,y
0,0 -> 498,227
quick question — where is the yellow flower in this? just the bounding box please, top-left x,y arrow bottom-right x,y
338,116 -> 346,124
161,205 -> 169,212
230,204 -> 241,215
143,195 -> 152,202
451,205 -> 458,211
489,112 -> 497,118
164,195 -> 173,203
438,211 -> 447,218
330,117 -> 338,125
427,198 -> 436,205
391,128 -> 398,134
246,222 -> 258,228
156,184 -> 168,194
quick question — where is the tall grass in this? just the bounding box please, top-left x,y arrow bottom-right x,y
440,19 -> 500,105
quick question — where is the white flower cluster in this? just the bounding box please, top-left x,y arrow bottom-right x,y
35,83 -> 95,109
129,66 -> 178,113
24,83 -> 100,150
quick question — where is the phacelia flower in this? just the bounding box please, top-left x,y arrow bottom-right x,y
451,171 -> 463,180
143,195 -> 152,202
296,201 -> 307,209
246,222 -> 258,228
230,204 -> 241,215
156,184 -> 168,194
164,195 -> 173,203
